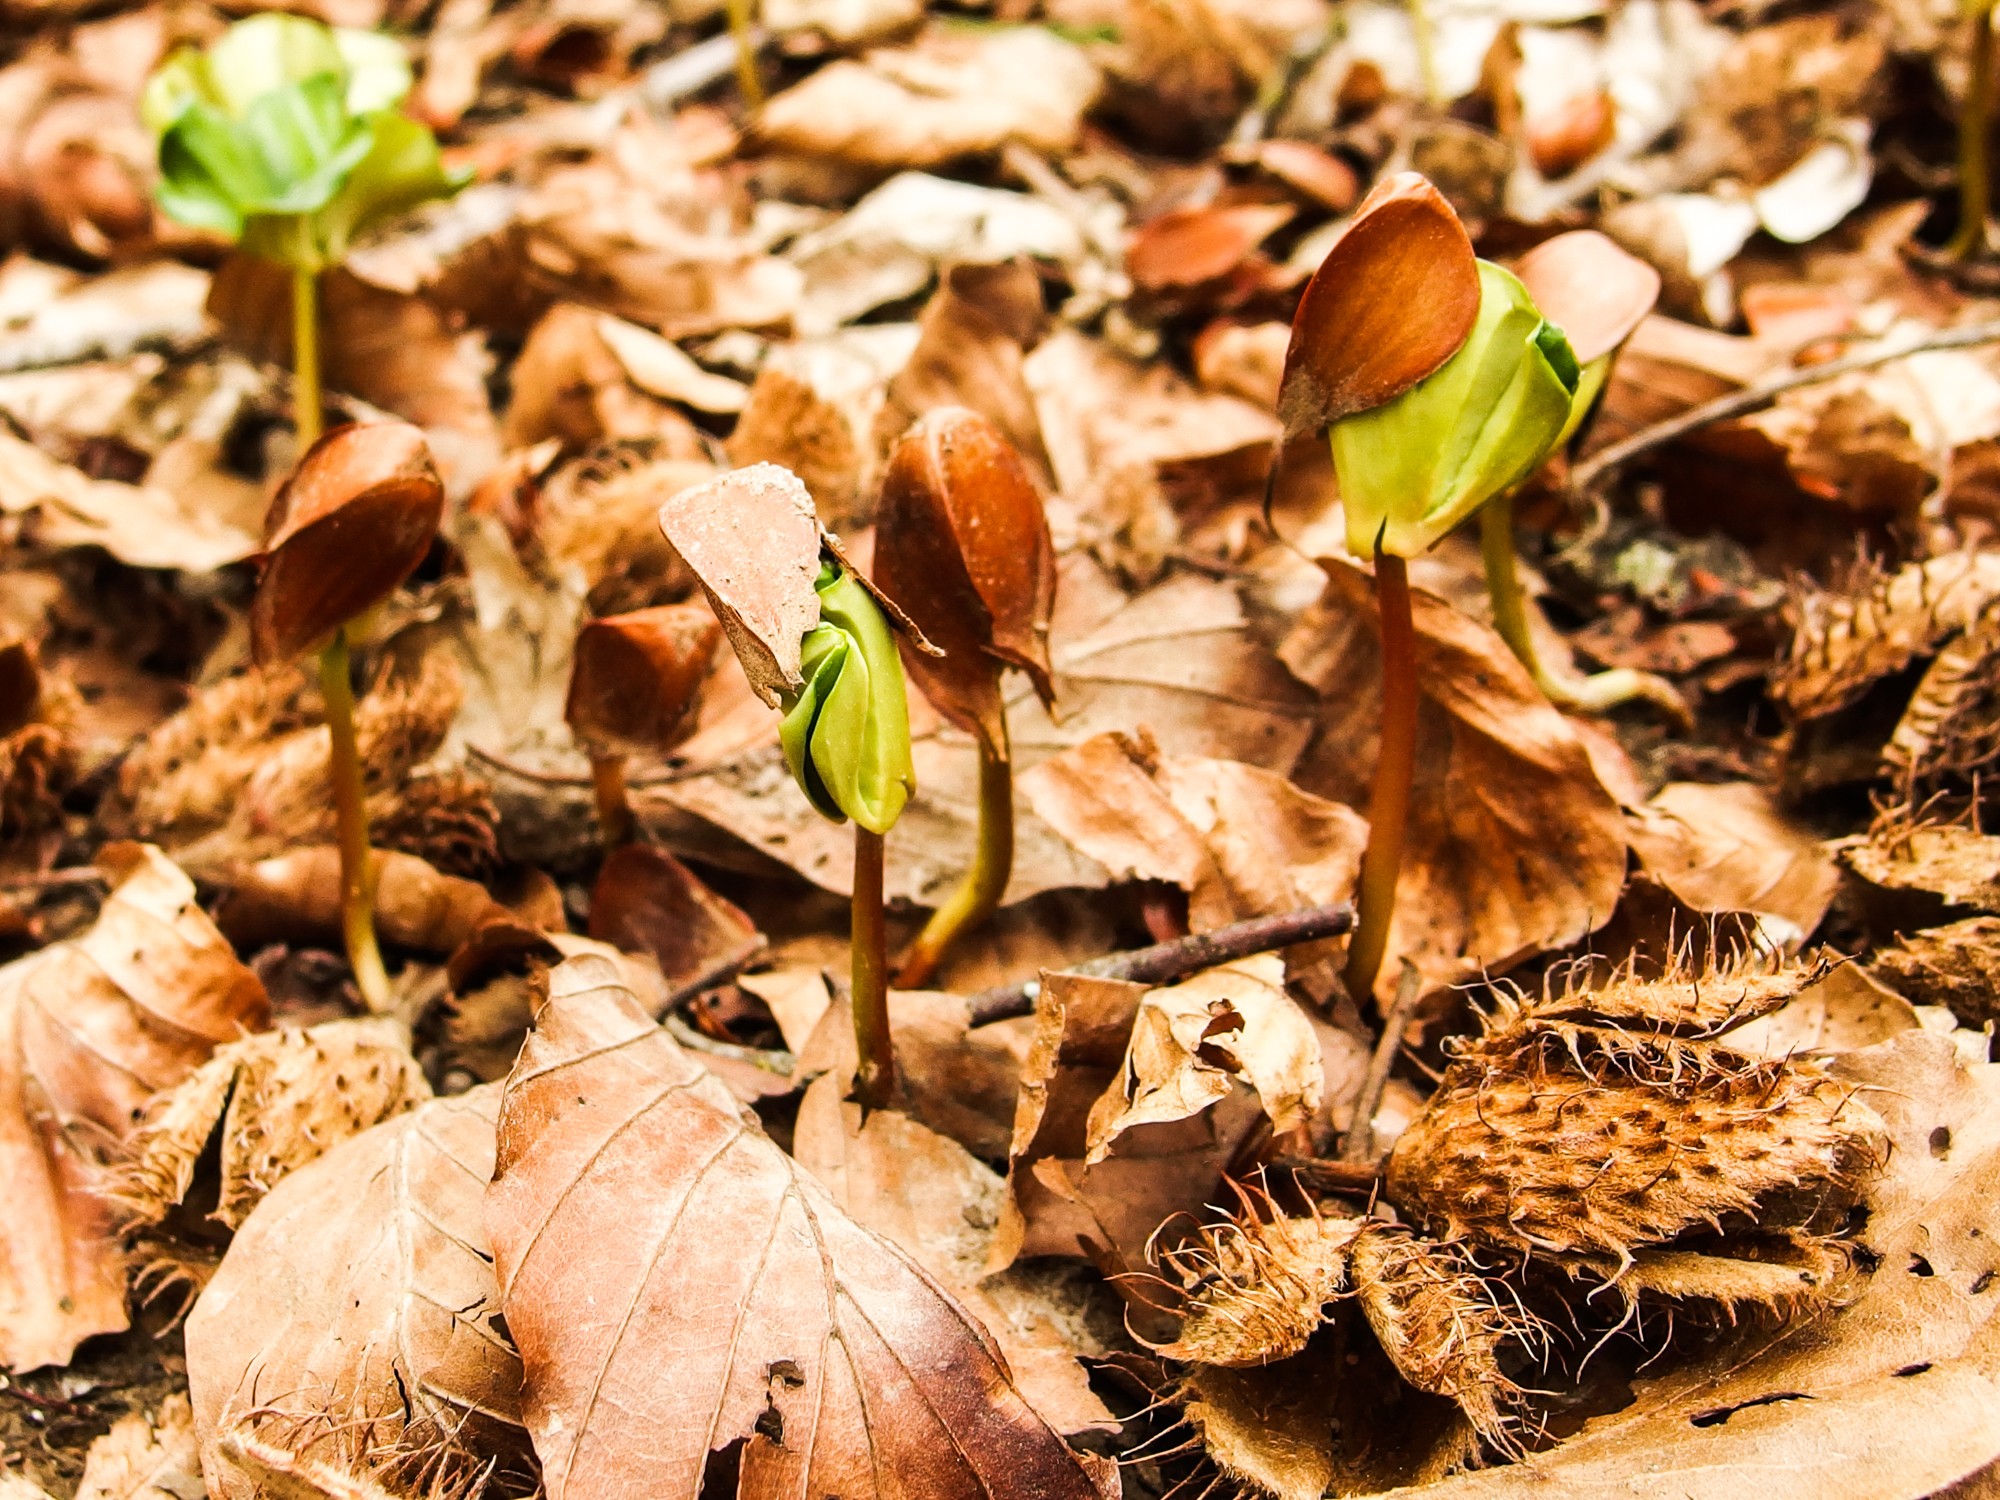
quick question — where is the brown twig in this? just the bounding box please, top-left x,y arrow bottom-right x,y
966,901 -> 1355,1026
1568,318 -> 2000,500
1341,959 -> 1423,1164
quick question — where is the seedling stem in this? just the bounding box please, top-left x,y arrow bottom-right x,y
292,267 -> 322,448
591,755 -> 636,848
727,0 -> 763,108
851,826 -> 895,1109
1344,549 -> 1417,1005
895,724 -> 1013,988
318,627 -> 391,1012
1953,6 -> 1997,259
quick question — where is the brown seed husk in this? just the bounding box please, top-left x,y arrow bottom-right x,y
1150,1210 -> 1364,1367
873,407 -> 1057,749
1568,1236 -> 1850,1318
564,603 -> 720,758
251,423 -> 446,668
1871,916 -> 2000,1024
1385,988 -> 1881,1264
1881,599 -> 2000,781
1511,230 -> 1660,366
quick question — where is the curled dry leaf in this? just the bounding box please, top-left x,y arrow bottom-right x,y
1281,557 -> 1628,1003
74,1394 -> 202,1500
873,406 -> 1056,749
0,842 -> 267,1371
500,302 -> 713,456
1625,781 -> 1840,949
185,1085 -> 532,1500
657,462 -> 823,706
586,842 -> 765,999
1084,953 -> 1322,1163
216,847 -> 511,957
565,603 -> 722,759
484,953 -> 1113,1500
1275,172 -> 1479,442
122,1018 -> 430,1234
1125,203 -> 1295,296
250,423 -> 447,668
1511,230 -> 1661,366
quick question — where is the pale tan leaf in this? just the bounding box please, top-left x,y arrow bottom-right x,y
75,1395 -> 202,1500
1626,781 -> 1840,948
0,429 -> 257,571
483,954 -> 1112,1500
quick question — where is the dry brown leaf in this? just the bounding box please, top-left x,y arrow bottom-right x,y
501,303 -> 715,456
1845,824 -> 2000,913
1082,953 -> 1322,1164
74,1395 -> 202,1500
791,1074 -> 1115,1436
754,25 -> 1100,173
1625,781 -> 1840,948
216,847 -> 511,957
1383,1029 -> 2000,1499
1281,557 -> 1629,1003
535,450 -> 709,615
0,843 -> 268,1371
122,1018 -> 430,1234
185,1085 -> 531,1500
0,429 -> 258,571
587,842 -> 764,998
484,953 -> 1113,1499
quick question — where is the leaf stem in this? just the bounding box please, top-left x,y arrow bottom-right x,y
851,825 -> 895,1109
726,0 -> 763,108
292,266 -> 322,450
1344,549 -> 1417,1006
1408,0 -> 1443,107
1952,4 -> 1996,261
318,627 -> 390,1012
590,754 -> 636,848
894,724 -> 1013,988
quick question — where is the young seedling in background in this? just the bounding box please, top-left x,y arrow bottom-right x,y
565,605 -> 723,849
142,12 -> 463,449
1953,0 -> 1996,259
661,465 -> 919,1109
250,422 -> 445,1013
1484,230 -> 1685,721
874,409 -> 1057,988
728,0 -> 763,108
1275,173 -> 1578,1004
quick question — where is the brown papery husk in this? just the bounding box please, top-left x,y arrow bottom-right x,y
1511,230 -> 1661,365
249,423 -> 445,668
564,602 -> 721,759
1274,171 -> 1480,443
873,407 -> 1056,749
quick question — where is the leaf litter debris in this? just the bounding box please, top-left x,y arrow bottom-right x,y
6,0 -> 2000,1496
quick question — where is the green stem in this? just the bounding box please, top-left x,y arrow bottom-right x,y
1344,550 -> 1417,1007
726,0 -> 763,108
319,629 -> 391,1012
895,723 -> 1013,989
1408,0 -> 1443,108
1952,5 -> 1996,261
292,266 -> 322,450
1480,496 -> 1691,725
591,754 -> 635,849
851,826 -> 895,1110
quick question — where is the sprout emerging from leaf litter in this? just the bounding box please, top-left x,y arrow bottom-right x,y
873,407 -> 1057,987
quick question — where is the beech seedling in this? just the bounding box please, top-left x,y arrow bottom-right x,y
661,464 -> 918,1108
250,421 -> 445,1013
1954,0 -> 1996,259
142,12 -> 463,449
1278,172 -> 1578,1004
565,604 -> 722,849
873,408 -> 1057,987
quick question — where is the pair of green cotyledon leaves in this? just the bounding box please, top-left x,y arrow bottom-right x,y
1277,172 -> 1652,559
142,12 -> 463,270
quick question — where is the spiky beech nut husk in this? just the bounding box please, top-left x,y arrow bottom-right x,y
1527,955 -> 1820,1037
1572,1236 -> 1850,1317
1350,1226 -> 1519,1447
250,422 -> 444,667
1275,171 -> 1480,445
565,604 -> 721,760
1385,990 -> 1881,1264
872,408 -> 1056,751
1148,1211 -> 1364,1367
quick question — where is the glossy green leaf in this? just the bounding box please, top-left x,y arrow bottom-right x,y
778,565 -> 915,836
306,112 -> 467,265
1332,261 -> 1580,559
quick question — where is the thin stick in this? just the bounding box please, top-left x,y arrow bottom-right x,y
1951,5 -> 1996,261
967,901 -> 1354,1026
318,628 -> 390,1012
850,826 -> 895,1109
1341,960 -> 1423,1164
725,0 -> 763,108
895,725 -> 1013,988
590,754 -> 635,848
1569,317 -> 2000,498
291,267 -> 321,450
1344,551 -> 1417,1006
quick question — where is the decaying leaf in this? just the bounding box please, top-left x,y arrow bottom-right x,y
1083,954 -> 1322,1163
1844,822 -> 2000,914
185,1085 -> 531,1500
217,847 -> 513,957
1625,781 -> 1840,948
0,842 -> 267,1371
656,462 -> 823,705
75,1394 -> 203,1500
484,954 -> 1113,1499
122,1018 -> 430,1234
